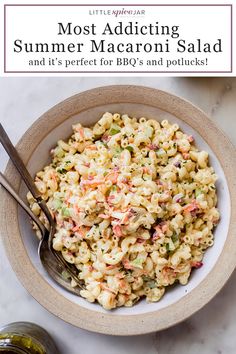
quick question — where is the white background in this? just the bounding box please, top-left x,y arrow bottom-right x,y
2,1 -> 233,74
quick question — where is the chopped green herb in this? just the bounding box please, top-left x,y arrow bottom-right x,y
57,168 -> 67,174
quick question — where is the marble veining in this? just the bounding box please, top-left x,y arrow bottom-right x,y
0,77 -> 236,354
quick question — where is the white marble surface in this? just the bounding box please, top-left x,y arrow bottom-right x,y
0,77 -> 236,354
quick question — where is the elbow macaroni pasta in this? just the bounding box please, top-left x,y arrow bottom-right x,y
27,112 -> 220,310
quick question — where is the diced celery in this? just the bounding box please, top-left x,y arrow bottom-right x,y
156,148 -> 166,157
147,280 -> 156,289
111,185 -> 118,192
144,126 -> 154,138
53,199 -> 62,210
61,207 -> 71,217
125,146 -> 134,152
54,146 -> 65,158
171,233 -> 178,243
112,146 -> 123,157
130,258 -> 143,269
61,270 -> 71,280
195,188 -> 203,197
168,238 -> 175,251
166,239 -> 175,252
109,123 -> 121,135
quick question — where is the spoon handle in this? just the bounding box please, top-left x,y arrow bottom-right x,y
0,124 -> 41,199
0,171 -> 46,237
0,124 -> 54,226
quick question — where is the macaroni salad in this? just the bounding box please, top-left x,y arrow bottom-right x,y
27,113 -> 220,310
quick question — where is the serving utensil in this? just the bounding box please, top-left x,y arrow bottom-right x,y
0,123 -> 84,294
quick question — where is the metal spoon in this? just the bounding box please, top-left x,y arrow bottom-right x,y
0,124 -> 84,294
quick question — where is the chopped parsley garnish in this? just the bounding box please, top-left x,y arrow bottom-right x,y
57,168 -> 67,174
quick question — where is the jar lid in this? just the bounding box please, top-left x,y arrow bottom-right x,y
0,346 -> 28,354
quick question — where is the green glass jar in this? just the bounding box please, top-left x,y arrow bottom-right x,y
0,322 -> 59,354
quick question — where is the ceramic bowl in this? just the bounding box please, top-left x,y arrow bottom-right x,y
1,85 -> 236,335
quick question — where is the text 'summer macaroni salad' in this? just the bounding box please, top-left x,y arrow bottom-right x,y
27,113 -> 220,310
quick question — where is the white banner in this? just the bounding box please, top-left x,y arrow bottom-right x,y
3,4 -> 232,74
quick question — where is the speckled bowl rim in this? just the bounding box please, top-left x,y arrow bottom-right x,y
1,85 -> 236,335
